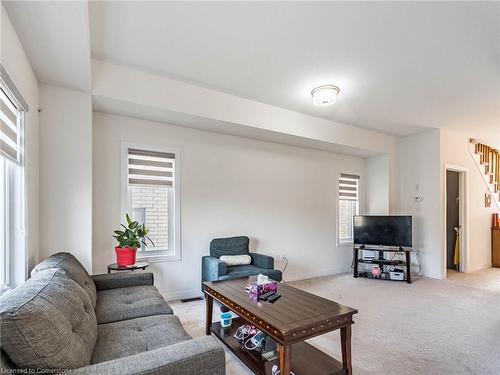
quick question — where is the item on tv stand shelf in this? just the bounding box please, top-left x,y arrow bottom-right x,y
371,267 -> 382,278
362,249 -> 376,260
389,271 -> 405,281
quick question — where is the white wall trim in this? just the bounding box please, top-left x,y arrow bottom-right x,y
468,262 -> 493,273
284,266 -> 352,283
160,267 -> 352,301
160,287 -> 203,302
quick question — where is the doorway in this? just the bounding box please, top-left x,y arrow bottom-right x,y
444,165 -> 469,278
446,171 -> 460,271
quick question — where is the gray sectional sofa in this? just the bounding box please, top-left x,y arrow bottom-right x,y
0,252 -> 225,374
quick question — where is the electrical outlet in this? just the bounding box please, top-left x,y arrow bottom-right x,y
281,255 -> 288,262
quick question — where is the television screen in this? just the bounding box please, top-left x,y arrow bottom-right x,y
353,215 -> 412,247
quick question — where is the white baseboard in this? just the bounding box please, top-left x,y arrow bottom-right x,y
160,288 -> 203,302
283,266 -> 351,282
159,267 -> 351,301
466,262 -> 493,273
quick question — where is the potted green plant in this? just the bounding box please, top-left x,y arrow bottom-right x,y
113,214 -> 154,266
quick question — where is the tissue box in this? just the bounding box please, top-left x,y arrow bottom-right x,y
247,280 -> 278,301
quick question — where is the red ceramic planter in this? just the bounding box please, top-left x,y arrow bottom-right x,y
115,246 -> 137,266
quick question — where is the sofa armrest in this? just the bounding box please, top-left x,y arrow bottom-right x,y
91,271 -> 154,291
202,256 -> 227,282
69,336 -> 225,375
249,253 -> 274,270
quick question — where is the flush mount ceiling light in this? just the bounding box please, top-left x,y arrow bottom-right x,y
311,85 -> 340,106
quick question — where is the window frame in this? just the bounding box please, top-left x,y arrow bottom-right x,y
337,171 -> 361,247
121,142 -> 182,262
0,74 -> 27,292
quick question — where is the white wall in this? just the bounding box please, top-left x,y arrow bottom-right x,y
364,154 -> 390,214
39,84 -> 93,272
440,128 -> 497,273
93,112 -> 365,300
398,130 -> 442,278
92,60 -> 396,156
92,60 -> 401,214
1,4 -> 39,274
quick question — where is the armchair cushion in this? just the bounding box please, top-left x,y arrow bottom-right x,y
91,271 -> 154,291
202,256 -> 227,282
219,265 -> 282,282
210,236 -> 249,258
249,252 -> 275,269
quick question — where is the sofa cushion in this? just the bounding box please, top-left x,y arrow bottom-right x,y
91,315 -> 191,364
0,268 -> 97,369
31,252 -> 97,308
219,264 -> 283,281
95,285 -> 173,324
210,236 -> 249,258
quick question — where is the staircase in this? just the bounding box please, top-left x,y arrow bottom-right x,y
469,139 -> 500,211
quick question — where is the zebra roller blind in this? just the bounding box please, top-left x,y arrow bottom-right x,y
339,173 -> 360,201
127,148 -> 175,187
0,87 -> 21,162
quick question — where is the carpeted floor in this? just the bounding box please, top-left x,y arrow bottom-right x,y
168,269 -> 500,375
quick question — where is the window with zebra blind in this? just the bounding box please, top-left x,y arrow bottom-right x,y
1,66 -> 28,292
122,144 -> 181,261
338,173 -> 360,243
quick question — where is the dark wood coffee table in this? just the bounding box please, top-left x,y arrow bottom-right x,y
203,278 -> 358,375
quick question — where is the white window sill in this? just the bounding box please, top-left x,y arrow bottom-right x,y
137,252 -> 181,263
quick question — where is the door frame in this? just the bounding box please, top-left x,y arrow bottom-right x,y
443,164 -> 469,277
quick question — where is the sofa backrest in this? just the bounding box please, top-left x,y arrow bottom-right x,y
31,252 -> 97,308
210,236 -> 249,258
0,268 -> 97,369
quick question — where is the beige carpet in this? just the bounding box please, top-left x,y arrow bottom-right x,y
168,269 -> 500,374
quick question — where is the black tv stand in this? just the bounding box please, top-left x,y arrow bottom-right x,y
353,246 -> 412,283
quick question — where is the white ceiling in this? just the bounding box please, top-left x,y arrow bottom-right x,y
89,1 -> 500,138
3,1 -> 91,91
4,1 -> 499,141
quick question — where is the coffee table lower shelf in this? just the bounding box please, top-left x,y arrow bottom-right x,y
211,318 -> 345,375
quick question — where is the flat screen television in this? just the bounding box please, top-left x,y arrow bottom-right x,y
353,215 -> 412,248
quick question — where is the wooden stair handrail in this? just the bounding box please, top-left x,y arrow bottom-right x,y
469,138 -> 500,208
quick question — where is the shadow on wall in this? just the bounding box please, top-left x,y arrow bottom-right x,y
249,237 -> 260,252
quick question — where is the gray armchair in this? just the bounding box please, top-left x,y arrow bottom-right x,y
202,236 -> 282,286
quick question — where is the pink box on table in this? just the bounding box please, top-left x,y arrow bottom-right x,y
247,280 -> 278,301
